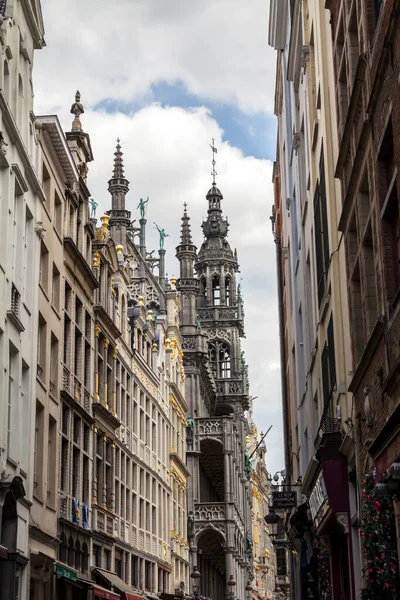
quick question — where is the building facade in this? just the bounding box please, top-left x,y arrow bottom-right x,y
0,1 -> 45,599
269,0 -> 359,598
176,165 -> 254,600
246,421 -> 276,600
324,0 -> 400,595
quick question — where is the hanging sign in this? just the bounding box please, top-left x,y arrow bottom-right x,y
272,490 -> 297,509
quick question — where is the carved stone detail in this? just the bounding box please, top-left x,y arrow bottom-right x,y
336,512 -> 349,534
195,504 -> 225,521
182,336 -> 197,350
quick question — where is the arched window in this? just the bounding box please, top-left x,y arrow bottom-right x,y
225,278 -> 231,305
75,539 -> 81,571
82,543 -> 89,574
200,277 -> 207,305
68,536 -> 75,566
208,341 -> 231,378
212,275 -> 220,306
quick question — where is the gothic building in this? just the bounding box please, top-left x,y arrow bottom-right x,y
177,162 -> 253,600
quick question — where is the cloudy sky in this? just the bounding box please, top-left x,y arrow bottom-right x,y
33,0 -> 283,474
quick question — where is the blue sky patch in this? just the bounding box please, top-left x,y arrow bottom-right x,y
94,80 -> 277,162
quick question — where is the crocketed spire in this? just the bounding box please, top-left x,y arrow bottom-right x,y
180,202 -> 193,245
112,138 -> 125,179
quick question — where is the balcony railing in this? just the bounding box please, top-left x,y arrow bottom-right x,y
314,414 -> 341,451
59,494 -> 91,530
11,283 -> 20,318
197,306 -> 239,321
197,417 -> 226,439
215,378 -> 244,396
194,502 -> 225,522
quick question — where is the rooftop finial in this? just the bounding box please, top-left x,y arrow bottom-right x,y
210,138 -> 218,185
112,139 -> 124,179
70,90 -> 84,131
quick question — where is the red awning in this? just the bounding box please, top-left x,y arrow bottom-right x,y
93,587 -> 120,600
125,595 -> 143,600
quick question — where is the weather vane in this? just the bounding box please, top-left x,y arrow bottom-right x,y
210,138 -> 218,185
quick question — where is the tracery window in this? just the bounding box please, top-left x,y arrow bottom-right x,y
209,340 -> 231,378
212,275 -> 220,306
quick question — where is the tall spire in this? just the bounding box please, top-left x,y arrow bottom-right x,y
180,202 -> 193,245
108,140 -> 130,247
112,138 -> 125,179
108,139 -> 129,194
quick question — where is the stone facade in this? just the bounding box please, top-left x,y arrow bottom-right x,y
0,1 -> 45,599
176,174 -> 254,600
269,0 -> 359,598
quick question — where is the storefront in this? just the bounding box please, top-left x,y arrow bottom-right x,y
56,562 -> 87,600
367,401 -> 400,570
301,432 -> 356,600
93,568 -> 144,600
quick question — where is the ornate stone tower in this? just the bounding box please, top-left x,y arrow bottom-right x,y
177,147 -> 252,600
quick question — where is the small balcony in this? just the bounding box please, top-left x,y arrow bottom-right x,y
7,283 -> 24,332
314,413 -> 341,451
215,378 -> 245,396
194,502 -> 226,522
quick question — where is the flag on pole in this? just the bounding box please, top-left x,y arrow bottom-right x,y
210,144 -> 218,153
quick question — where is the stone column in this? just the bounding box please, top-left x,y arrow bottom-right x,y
103,338 -> 109,408
224,450 -> 232,504
206,265 -> 211,305
126,551 -> 131,586
94,326 -> 101,401
159,248 -> 167,313
92,424 -> 98,504
139,218 -> 147,258
225,550 -> 234,600
111,441 -> 116,513
112,348 -> 118,416
102,435 -> 107,508
220,268 -> 226,305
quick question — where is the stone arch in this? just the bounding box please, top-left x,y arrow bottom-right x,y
68,536 -> 75,566
215,403 -> 235,416
199,438 -> 225,502
75,539 -> 81,571
82,542 -> 89,574
209,339 -> 231,378
196,527 -> 226,599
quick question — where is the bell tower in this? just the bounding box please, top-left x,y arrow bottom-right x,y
195,144 -> 247,414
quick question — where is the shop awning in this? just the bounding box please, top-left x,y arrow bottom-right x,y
94,568 -> 138,596
93,585 -> 121,600
125,595 -> 143,600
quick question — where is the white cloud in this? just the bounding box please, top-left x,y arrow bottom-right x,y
34,0 -> 276,115
33,2 -> 284,473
